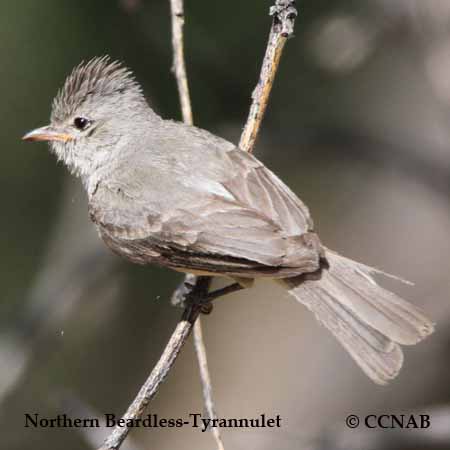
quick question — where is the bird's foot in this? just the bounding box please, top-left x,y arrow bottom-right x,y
172,275 -> 213,314
172,276 -> 244,315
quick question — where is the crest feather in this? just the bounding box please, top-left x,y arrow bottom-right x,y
51,56 -> 142,121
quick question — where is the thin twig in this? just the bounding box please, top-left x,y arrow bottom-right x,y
239,0 -> 297,154
193,319 -> 226,450
170,0 -> 193,125
99,2 -> 298,449
169,0 -> 225,448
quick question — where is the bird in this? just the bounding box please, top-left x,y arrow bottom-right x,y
23,56 -> 434,384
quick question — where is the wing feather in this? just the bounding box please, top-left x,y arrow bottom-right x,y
90,146 -> 321,276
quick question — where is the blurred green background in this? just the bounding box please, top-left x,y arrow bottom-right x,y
1,1 -> 449,449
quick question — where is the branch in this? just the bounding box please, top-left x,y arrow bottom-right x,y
98,279 -> 209,450
239,0 -> 297,154
99,1 -> 298,449
170,0 -> 193,125
193,319 -> 225,450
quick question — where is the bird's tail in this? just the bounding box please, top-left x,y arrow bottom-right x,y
280,249 -> 434,385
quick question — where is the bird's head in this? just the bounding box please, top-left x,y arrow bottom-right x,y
23,56 -> 157,180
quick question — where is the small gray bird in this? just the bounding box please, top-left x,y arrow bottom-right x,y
24,57 -> 434,384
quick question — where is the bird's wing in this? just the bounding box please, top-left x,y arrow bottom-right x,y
221,148 -> 314,237
90,148 -> 322,277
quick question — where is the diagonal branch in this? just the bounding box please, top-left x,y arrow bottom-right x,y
98,315 -> 195,450
98,1 -> 297,449
239,0 -> 297,154
98,278 -> 210,450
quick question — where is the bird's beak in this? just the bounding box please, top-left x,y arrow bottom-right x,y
22,125 -> 74,143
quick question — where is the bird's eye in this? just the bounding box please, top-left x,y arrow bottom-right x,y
73,117 -> 91,131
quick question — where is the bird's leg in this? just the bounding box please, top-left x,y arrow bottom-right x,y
171,275 -> 211,312
204,283 -> 245,301
172,276 -> 245,315
196,282 -> 244,315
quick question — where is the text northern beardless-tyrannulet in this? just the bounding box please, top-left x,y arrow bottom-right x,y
23,57 -> 434,384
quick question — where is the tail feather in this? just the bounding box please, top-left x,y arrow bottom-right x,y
281,250 -> 434,385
